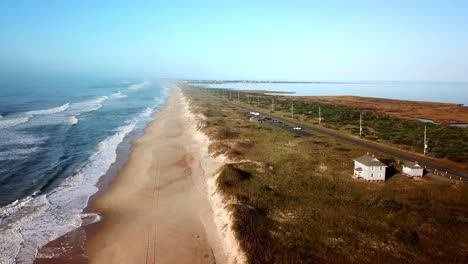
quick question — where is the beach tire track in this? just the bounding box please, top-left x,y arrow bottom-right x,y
144,154 -> 161,264
145,156 -> 160,264
153,156 -> 161,264
146,232 -> 150,264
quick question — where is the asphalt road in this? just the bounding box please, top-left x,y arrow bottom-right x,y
192,89 -> 468,180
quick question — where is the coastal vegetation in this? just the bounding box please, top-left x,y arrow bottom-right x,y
198,87 -> 468,165
183,86 -> 468,263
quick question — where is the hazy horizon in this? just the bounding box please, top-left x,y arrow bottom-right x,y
1,1 -> 468,82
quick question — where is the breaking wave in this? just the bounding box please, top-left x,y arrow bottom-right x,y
128,80 -> 151,91
26,103 -> 70,116
67,116 -> 78,125
68,96 -> 108,114
0,103 -> 70,130
140,107 -> 154,117
0,116 -> 31,130
111,91 -> 127,98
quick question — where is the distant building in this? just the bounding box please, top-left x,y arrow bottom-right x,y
402,161 -> 424,177
353,154 -> 387,181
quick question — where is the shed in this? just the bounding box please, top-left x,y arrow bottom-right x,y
402,161 -> 424,177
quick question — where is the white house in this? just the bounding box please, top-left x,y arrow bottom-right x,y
402,161 -> 424,177
353,154 -> 387,181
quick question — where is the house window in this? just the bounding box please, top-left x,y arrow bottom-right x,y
371,167 -> 374,171
371,173 -> 374,177
380,167 -> 383,170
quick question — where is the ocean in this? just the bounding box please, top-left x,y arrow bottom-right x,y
0,79 -> 169,263
200,81 -> 468,106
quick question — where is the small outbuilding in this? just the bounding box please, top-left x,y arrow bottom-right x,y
353,153 -> 387,181
402,161 -> 424,177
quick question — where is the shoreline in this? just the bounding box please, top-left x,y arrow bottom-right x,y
82,85 -> 243,263
33,84 -> 245,263
34,102 -> 159,264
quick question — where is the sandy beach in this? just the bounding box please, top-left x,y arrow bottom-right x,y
83,85 -> 241,263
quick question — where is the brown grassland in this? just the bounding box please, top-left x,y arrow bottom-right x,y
294,95 -> 468,125
182,86 -> 468,264
207,88 -> 468,166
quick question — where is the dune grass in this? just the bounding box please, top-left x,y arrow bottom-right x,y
183,86 -> 468,264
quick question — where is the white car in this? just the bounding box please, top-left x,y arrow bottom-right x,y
293,127 -> 302,130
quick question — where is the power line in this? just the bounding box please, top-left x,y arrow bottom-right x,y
318,106 -> 321,125
291,102 -> 294,118
360,113 -> 362,137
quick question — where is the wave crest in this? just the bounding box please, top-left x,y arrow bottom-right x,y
67,116 -> 78,125
0,116 -> 31,129
128,80 -> 151,91
26,103 -> 70,116
111,91 -> 127,98
140,107 -> 154,117
0,103 -> 70,130
68,96 -> 108,114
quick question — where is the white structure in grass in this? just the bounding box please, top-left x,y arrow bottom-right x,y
353,153 -> 387,181
402,161 -> 424,177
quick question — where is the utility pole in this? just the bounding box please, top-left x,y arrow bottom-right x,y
291,102 -> 294,118
230,90 -> 232,100
424,126 -> 427,155
238,91 -> 240,102
271,98 -> 275,111
319,106 -> 322,125
359,113 -> 363,137
222,89 -> 225,98
257,95 -> 259,107
247,95 -> 250,104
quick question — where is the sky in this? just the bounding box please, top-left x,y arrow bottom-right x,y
1,0 -> 467,81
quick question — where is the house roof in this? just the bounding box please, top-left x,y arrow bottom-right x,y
353,154 -> 387,167
403,161 -> 423,169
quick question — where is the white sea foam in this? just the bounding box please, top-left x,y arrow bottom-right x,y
0,116 -> 32,129
0,195 -> 36,219
0,119 -> 138,263
79,213 -> 102,226
153,85 -> 171,107
68,96 -> 108,115
0,130 -> 47,146
128,80 -> 151,91
67,116 -> 78,125
111,91 -> 127,98
0,130 -> 46,162
0,147 -> 40,161
0,103 -> 70,130
26,103 -> 70,116
141,107 -> 154,117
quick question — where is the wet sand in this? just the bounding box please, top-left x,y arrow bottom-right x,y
84,86 -> 225,264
